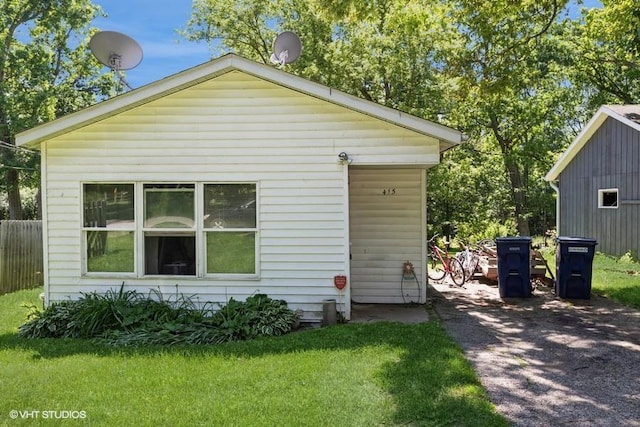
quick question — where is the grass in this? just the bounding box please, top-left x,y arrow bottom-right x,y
0,288 -> 508,426
87,231 -> 134,273
540,249 -> 640,308
207,231 -> 255,274
588,253 -> 640,308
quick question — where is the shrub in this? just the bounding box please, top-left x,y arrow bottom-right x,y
18,287 -> 301,346
19,300 -> 81,339
456,219 -> 517,244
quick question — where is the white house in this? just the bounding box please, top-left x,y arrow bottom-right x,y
16,54 -> 463,322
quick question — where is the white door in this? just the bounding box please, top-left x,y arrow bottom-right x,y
349,168 -> 426,303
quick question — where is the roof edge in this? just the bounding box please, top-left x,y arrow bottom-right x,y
16,54 -> 241,148
545,106 -> 614,181
17,54 -> 463,149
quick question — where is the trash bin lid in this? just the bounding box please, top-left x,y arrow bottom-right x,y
557,236 -> 597,245
495,236 -> 532,243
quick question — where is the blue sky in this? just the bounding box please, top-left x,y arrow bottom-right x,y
92,1 -> 212,89
92,0 -> 603,89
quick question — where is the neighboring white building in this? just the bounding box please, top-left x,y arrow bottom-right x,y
16,54 -> 463,322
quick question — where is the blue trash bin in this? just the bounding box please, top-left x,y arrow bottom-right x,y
496,237 -> 532,297
556,237 -> 597,299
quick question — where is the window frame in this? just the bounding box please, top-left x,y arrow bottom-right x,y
202,182 -> 259,279
81,181 -> 259,279
598,188 -> 619,209
81,182 -> 137,277
142,184 -> 197,277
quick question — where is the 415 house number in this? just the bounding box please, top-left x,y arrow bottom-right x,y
382,188 -> 397,195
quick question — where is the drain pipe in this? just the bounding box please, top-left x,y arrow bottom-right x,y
549,181 -> 560,234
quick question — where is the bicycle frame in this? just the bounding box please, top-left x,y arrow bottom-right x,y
429,244 -> 451,271
427,236 -> 465,285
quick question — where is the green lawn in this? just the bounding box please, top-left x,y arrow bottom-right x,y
541,249 -> 640,309
0,288 -> 507,426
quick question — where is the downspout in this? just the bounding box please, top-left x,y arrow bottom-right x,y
549,181 -> 560,234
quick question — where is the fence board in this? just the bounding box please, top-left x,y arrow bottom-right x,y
0,220 -> 44,295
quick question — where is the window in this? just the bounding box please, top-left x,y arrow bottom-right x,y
83,183 -> 135,273
598,188 -> 618,209
82,182 -> 258,277
204,184 -> 257,274
143,184 -> 195,275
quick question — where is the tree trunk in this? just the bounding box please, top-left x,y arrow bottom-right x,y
5,168 -> 22,220
36,185 -> 42,220
504,156 -> 530,236
489,113 -> 530,236
1,145 -> 23,220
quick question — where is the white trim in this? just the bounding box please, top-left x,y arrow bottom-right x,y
420,169 -> 427,303
546,105 -> 640,181
196,182 -> 205,278
135,182 -> 144,278
16,54 -> 463,150
41,144 -> 50,306
341,161 -> 351,320
598,188 -> 619,209
549,181 -> 560,234
80,182 -> 137,276
78,180 -> 259,279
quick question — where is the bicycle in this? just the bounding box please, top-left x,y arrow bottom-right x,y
427,235 -> 466,285
456,242 -> 481,283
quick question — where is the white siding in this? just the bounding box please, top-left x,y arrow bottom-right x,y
349,168 -> 426,304
42,71 -> 439,321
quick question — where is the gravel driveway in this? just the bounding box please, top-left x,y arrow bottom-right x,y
429,279 -> 640,427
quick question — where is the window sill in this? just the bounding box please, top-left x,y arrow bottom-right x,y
83,272 -> 137,278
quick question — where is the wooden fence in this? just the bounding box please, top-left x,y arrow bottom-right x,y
0,220 -> 43,295
84,200 -> 107,257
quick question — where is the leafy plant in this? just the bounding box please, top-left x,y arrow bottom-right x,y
18,300 -> 81,339
18,287 -> 301,346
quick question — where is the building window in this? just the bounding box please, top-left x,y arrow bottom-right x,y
204,184 -> 257,274
82,182 -> 258,277
598,188 -> 618,208
83,183 -> 135,273
143,184 -> 196,276
144,234 -> 196,275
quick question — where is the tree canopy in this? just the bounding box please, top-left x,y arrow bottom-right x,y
185,0 -> 622,239
0,0 -> 116,219
6,0 -> 638,241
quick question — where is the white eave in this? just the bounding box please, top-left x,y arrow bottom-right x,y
545,105 -> 640,182
16,54 -> 463,150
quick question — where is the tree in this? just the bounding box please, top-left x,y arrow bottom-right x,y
185,0 -> 454,118
568,0 -> 640,106
439,0 -> 583,236
0,0 -> 116,219
183,0 -> 587,238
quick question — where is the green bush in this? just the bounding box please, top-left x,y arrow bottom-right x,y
18,287 -> 301,346
456,219 -> 517,244
19,300 -> 81,338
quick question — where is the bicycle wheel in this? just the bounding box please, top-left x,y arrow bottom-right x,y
448,257 -> 466,286
460,253 -> 479,282
456,251 -> 472,281
427,254 -> 446,281
466,255 -> 480,282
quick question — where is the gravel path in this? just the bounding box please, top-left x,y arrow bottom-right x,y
429,279 -> 640,427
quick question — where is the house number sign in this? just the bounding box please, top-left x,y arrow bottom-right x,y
382,188 -> 397,195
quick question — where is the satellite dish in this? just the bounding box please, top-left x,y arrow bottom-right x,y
90,31 -> 143,92
270,31 -> 302,68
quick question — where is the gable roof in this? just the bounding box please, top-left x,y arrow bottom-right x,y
16,54 -> 463,150
545,105 -> 640,181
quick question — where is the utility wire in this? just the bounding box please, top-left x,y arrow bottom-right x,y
0,164 -> 37,171
0,141 -> 39,154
